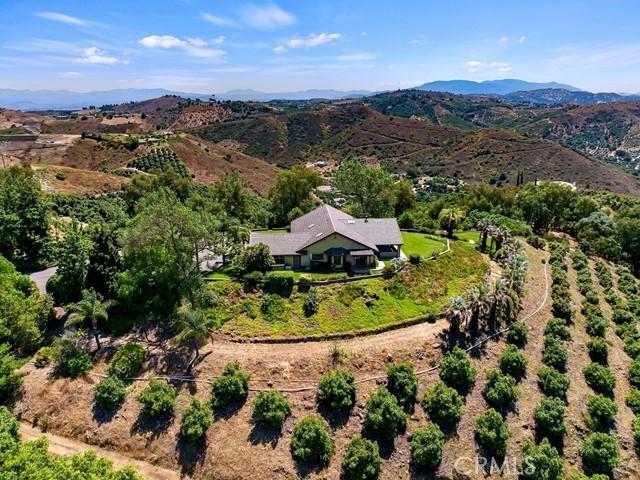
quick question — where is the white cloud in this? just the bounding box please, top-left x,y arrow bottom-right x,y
499,36 -> 508,44
74,47 -> 120,64
241,4 -> 295,29
464,60 -> 512,73
275,33 -> 341,53
138,35 -> 225,60
409,34 -> 428,46
201,12 -> 237,27
58,71 -> 84,78
139,35 -> 187,49
34,11 -> 90,26
519,35 -> 528,44
211,36 -> 226,45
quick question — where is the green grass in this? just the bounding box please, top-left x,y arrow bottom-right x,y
212,240 -> 488,337
455,230 -> 481,244
252,229 -> 289,235
401,232 -> 446,258
205,264 -> 234,281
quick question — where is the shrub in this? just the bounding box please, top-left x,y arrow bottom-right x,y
544,318 -> 570,341
137,379 -> 177,417
241,271 -> 264,291
626,388 -> 640,415
263,271 -> 294,295
252,390 -> 291,430
538,366 -> 570,400
499,345 -> 527,381
542,337 -> 568,372
584,363 -> 616,397
34,346 -> 55,367
94,376 -> 126,412
526,235 -> 546,249
634,417 -> 640,448
439,346 -> 476,394
408,254 -> 422,265
52,333 -> 92,378
303,287 -> 320,316
552,297 -> 573,322
233,243 -> 273,274
585,314 -> 607,338
180,398 -> 212,444
475,408 -> 509,458
483,369 -> 519,411
629,358 -> 640,388
0,344 -> 23,401
612,308 -> 634,325
410,422 -> 444,470
211,361 -> 250,409
587,338 -> 608,365
534,396 -> 567,442
364,387 -> 407,438
624,340 -> 640,360
386,362 -> 418,410
507,321 -> 528,347
521,438 -> 563,480
580,432 -> 619,476
586,394 -> 617,432
107,343 -> 146,380
260,293 -> 285,321
290,414 -> 334,466
421,381 -> 463,427
584,290 -> 600,306
341,437 -> 382,480
317,369 -> 356,411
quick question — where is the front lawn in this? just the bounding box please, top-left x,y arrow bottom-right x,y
455,230 -> 481,244
211,240 -> 488,338
401,232 -> 447,258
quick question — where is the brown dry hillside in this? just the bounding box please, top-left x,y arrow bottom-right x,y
168,135 -> 278,195
32,164 -> 129,195
197,104 -> 640,195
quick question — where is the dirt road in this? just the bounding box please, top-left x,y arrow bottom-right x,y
20,422 -> 180,480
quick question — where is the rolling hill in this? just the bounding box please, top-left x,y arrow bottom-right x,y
503,88 -> 640,105
196,103 -> 640,194
417,79 -> 581,95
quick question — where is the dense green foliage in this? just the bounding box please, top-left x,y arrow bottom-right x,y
521,438 -> 564,480
534,396 -> 567,443
290,414 -> 334,466
128,148 -> 188,177
107,343 -> 146,380
587,338 -> 608,365
386,361 -> 418,410
317,369 -> 356,411
483,369 -> 519,411
341,437 -> 382,480
439,346 -> 476,394
499,345 -> 528,381
586,394 -> 617,432
180,398 -> 212,444
52,332 -> 93,378
475,408 -> 509,458
421,380 -> 463,427
94,376 -> 127,412
252,390 -> 291,430
410,422 -> 444,470
580,432 -> 620,476
538,366 -> 570,400
542,336 -> 568,372
583,363 -> 616,397
211,361 -> 250,409
364,387 -> 407,438
507,321 -> 528,347
137,379 -> 177,417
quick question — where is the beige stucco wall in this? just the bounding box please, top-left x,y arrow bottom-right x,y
305,233 -> 369,255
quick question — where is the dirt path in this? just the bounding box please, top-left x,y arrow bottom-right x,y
19,422 -> 180,480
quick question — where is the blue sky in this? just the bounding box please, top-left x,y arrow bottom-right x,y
1,0 -> 640,93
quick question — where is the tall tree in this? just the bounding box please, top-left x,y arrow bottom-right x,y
66,289 -> 114,351
173,309 -> 216,372
438,208 -> 465,237
269,165 -> 323,225
86,222 -> 122,298
333,157 -> 396,217
0,166 -> 50,267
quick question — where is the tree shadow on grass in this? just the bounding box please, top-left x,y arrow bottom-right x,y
131,413 -> 174,442
293,459 -> 330,479
176,437 -> 207,477
248,422 -> 281,448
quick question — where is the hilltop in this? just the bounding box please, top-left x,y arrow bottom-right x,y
196,103 -> 640,194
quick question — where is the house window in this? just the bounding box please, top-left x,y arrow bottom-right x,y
273,256 -> 285,264
354,256 -> 368,267
311,253 -> 324,261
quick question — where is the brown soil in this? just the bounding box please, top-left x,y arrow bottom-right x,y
32,164 -> 129,195
17,245 -> 550,480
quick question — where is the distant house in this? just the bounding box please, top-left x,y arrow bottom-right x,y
249,204 -> 403,271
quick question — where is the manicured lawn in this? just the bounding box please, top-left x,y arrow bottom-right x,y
205,264 -> 234,281
456,230 -> 481,244
212,240 -> 488,337
401,232 -> 446,258
252,229 -> 289,235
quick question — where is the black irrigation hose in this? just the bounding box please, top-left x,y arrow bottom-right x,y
87,261 -> 550,394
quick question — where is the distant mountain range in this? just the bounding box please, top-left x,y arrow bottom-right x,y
416,79 -> 582,95
1,80 -> 639,110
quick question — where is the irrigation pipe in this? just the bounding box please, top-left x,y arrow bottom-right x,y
85,258 -> 549,394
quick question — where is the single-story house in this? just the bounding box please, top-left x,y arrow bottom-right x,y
249,204 -> 403,271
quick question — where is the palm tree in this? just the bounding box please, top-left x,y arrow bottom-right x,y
444,296 -> 470,332
488,280 -> 518,330
466,285 -> 490,332
503,255 -> 528,294
477,218 -> 492,252
66,289 -> 114,351
173,309 -> 216,372
438,208 -> 465,238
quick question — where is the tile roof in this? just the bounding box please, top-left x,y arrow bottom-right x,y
249,204 -> 403,256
